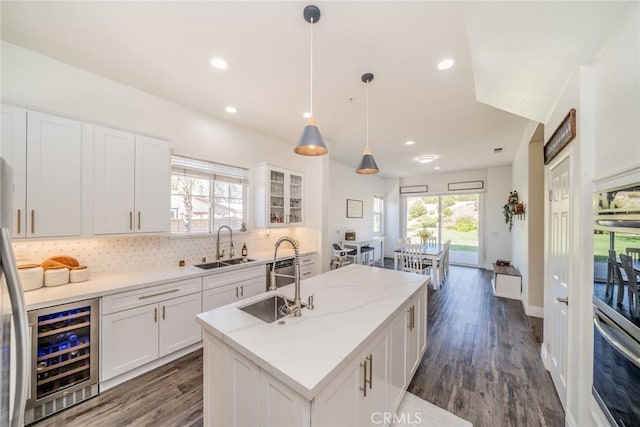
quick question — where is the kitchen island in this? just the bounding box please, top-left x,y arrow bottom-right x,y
196,264 -> 429,427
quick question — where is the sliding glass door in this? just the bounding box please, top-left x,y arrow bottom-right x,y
404,193 -> 480,266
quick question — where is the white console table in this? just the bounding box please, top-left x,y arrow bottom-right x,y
341,236 -> 385,266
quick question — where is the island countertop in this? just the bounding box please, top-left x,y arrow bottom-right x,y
196,264 -> 429,400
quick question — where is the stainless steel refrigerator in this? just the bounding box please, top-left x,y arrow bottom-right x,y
1,157 -> 30,426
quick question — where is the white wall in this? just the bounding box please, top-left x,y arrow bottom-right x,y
593,5 -> 640,180
326,160 -> 386,266
384,178 -> 401,257
1,41 -> 328,267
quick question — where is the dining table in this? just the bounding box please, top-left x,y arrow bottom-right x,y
341,236 -> 385,266
394,243 -> 445,290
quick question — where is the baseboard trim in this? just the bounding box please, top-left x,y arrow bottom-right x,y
540,342 -> 549,370
526,305 -> 544,318
100,341 -> 202,392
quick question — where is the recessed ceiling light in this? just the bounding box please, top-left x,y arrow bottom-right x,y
434,166 -> 441,170
416,154 -> 437,163
437,58 -> 455,70
405,140 -> 416,146
303,112 -> 313,119
225,106 -> 237,114
210,57 -> 228,70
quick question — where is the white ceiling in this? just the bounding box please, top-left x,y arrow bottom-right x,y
0,1 -> 629,178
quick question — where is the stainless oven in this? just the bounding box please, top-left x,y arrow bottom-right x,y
266,257 -> 296,291
593,183 -> 640,426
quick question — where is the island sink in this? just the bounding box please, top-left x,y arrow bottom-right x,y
239,295 -> 306,323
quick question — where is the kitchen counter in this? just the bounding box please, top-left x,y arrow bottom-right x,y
196,264 -> 429,401
23,248 -> 314,311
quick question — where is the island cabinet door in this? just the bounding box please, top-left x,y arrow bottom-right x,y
405,297 -> 420,383
259,371 -> 310,427
418,288 -> 427,355
388,310 -> 407,412
227,351 -> 260,427
357,332 -> 389,427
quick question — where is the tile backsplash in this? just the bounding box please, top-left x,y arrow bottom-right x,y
12,228 -> 317,276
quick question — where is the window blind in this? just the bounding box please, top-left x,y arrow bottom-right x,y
171,155 -> 249,185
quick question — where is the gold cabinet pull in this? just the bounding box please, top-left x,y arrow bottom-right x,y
367,354 -> 373,389
236,286 -> 239,298
359,360 -> 368,397
139,289 -> 179,300
240,285 -> 244,297
412,305 -> 416,330
407,307 -> 413,330
154,307 -> 157,323
31,210 -> 35,234
129,211 -> 133,230
17,209 -> 21,234
137,211 -> 141,230
162,305 -> 166,320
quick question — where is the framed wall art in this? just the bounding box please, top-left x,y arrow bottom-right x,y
346,199 -> 363,218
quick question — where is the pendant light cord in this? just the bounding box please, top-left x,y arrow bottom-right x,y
365,82 -> 369,148
309,17 -> 314,116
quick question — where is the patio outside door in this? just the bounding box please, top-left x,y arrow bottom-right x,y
405,193 -> 480,266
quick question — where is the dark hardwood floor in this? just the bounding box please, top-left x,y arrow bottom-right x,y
408,265 -> 564,427
34,265 -> 563,427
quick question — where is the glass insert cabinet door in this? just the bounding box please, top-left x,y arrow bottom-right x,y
257,165 -> 304,228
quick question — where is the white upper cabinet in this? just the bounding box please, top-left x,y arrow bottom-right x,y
0,104 -> 27,238
255,164 -> 304,228
92,126 -> 169,234
93,126 -> 136,234
134,135 -> 170,233
26,111 -> 82,238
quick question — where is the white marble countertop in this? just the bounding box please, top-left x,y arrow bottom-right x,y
23,248 -> 315,311
196,264 -> 429,400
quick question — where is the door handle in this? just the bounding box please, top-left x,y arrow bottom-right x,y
556,297 -> 568,305
594,310 -> 640,368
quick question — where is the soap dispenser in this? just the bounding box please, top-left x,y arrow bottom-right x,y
241,243 -> 248,261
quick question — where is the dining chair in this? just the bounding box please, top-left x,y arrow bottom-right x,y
606,250 -> 618,298
627,247 -> 640,264
620,254 -> 639,318
426,237 -> 437,246
611,250 -> 629,304
400,244 -> 431,276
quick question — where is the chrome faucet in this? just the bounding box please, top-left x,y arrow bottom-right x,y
270,236 -> 302,317
216,225 -> 234,260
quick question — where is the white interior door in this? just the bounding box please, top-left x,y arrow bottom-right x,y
548,156 -> 570,408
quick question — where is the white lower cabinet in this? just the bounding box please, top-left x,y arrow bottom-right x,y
101,278 -> 203,381
201,285 -> 428,427
159,293 -> 202,357
300,254 -> 317,280
102,304 -> 159,379
202,264 -> 266,312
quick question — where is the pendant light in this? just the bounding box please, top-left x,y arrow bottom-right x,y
356,73 -> 379,174
294,5 -> 328,156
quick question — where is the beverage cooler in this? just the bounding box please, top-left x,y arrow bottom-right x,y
25,299 -> 99,424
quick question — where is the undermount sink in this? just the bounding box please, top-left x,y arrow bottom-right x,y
239,295 -> 306,323
195,258 -> 257,269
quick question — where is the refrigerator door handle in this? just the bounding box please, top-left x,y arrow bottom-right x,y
1,228 -> 29,427
594,309 -> 640,369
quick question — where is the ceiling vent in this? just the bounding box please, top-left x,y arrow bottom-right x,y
493,147 -> 504,153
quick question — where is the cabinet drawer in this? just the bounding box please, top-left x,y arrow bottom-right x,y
203,264 -> 266,290
102,277 -> 203,315
300,254 -> 316,266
